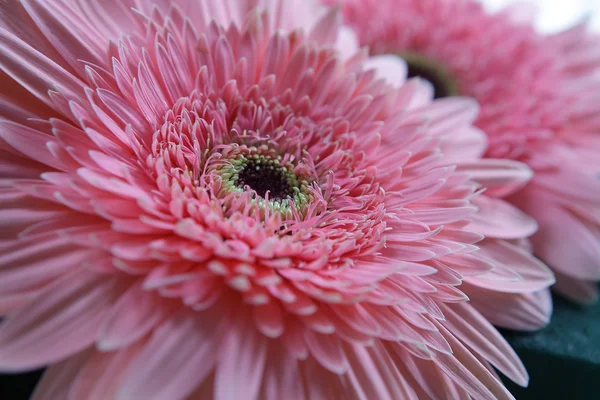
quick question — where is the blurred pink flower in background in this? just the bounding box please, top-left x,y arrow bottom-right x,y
0,0 -> 553,398
333,0 -> 600,304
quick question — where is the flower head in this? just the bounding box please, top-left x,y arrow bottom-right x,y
0,0 -> 553,399
333,0 -> 600,304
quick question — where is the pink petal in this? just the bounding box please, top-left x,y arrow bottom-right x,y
304,329 -> 348,374
363,54 -> 407,87
97,281 -> 171,351
465,283 -> 552,331
0,26 -> 85,108
469,239 -> 555,293
70,341 -> 144,400
30,349 -> 91,400
469,195 -> 538,240
441,127 -> 487,163
553,271 -> 599,305
0,269 -> 118,371
534,167 -> 600,203
215,314 -> 268,400
345,342 -> 419,400
434,324 -> 515,400
0,120 -> 63,170
21,0 -> 107,72
253,300 -> 285,338
442,303 -> 528,386
117,308 -> 221,400
259,346 -> 305,400
457,159 -> 533,198
529,198 -> 600,281
308,4 -> 341,46
0,240 -> 94,295
335,26 -> 360,61
418,97 -> 479,133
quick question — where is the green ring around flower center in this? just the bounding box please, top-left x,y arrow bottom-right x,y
215,146 -> 314,218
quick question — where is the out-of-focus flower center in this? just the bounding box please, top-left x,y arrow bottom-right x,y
399,52 -> 459,99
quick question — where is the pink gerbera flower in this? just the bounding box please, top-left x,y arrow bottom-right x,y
332,0 -> 600,304
0,0 -> 553,399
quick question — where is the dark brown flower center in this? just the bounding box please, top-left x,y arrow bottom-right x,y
235,156 -> 299,201
400,52 -> 459,99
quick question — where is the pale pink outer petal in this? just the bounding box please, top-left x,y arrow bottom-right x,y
527,195 -> 600,281
69,340 -> 145,400
0,26 -> 85,109
468,239 -> 555,293
214,314 -> 268,400
442,303 -> 528,386
97,281 -> 172,351
259,346 -> 305,400
30,350 -> 92,400
0,269 -> 119,371
116,308 -> 222,400
363,54 -> 407,87
434,324 -> 515,400
466,283 -> 552,331
468,196 -> 538,240
343,342 -> 419,400
552,271 -> 599,305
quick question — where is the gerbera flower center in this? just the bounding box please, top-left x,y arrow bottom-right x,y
208,143 -> 320,221
399,52 -> 459,99
234,153 -> 300,201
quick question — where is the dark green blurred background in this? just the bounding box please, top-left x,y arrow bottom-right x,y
502,295 -> 600,399
0,295 -> 598,399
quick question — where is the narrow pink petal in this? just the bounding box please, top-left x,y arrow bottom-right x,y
469,239 -> 555,293
469,195 -> 538,240
442,303 -> 528,386
21,0 -> 107,72
434,324 -> 515,400
0,120 -> 63,170
300,357 -> 343,399
117,308 -> 221,400
259,346 -> 305,400
0,269 -> 119,371
97,281 -> 171,351
528,197 -> 600,280
308,4 -> 341,46
393,346 -> 457,399
465,283 -> 552,331
363,54 -> 407,87
0,290 -> 38,316
0,241 -> 94,296
344,342 -> 419,400
70,341 -> 144,400
457,159 -> 533,197
0,26 -> 85,108
215,314 -> 268,400
0,70 -> 56,122
30,349 -> 92,400
553,271 -> 599,305
252,300 -> 285,338
304,329 -> 347,374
